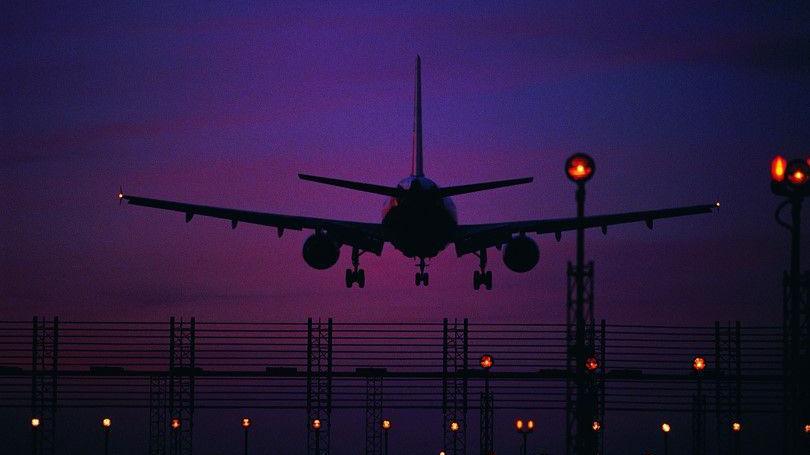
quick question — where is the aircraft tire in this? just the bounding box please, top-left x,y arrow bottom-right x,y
357,269 -> 365,288
423,273 -> 429,286
473,271 -> 481,290
345,269 -> 354,288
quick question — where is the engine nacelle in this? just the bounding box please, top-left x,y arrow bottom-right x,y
302,234 -> 340,270
502,235 -> 539,273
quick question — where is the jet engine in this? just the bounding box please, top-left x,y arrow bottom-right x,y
502,235 -> 539,273
302,234 -> 340,269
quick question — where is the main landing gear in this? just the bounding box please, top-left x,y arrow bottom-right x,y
345,247 -> 365,288
473,249 -> 492,290
415,257 -> 429,286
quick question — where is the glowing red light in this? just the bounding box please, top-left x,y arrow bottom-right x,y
565,154 -> 595,183
693,356 -> 706,372
241,417 -> 251,428
771,156 -> 787,182
479,354 -> 493,370
585,356 -> 599,371
592,420 -> 601,432
381,419 -> 392,430
171,418 -> 181,430
311,419 -> 322,430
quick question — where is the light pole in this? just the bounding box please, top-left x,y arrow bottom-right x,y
515,418 -> 535,455
566,153 -> 597,454
101,417 -> 111,455
31,417 -> 40,455
479,354 -> 494,455
770,155 -> 810,455
692,356 -> 706,455
381,419 -> 392,455
241,418 -> 251,455
170,417 -> 181,454
661,422 -> 671,455
731,421 -> 742,455
311,418 -> 322,454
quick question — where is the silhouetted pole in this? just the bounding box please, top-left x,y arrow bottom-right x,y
104,429 -> 110,455
770,155 -> 809,455
566,153 -> 595,454
384,429 -> 389,455
241,417 -> 251,455
521,432 -> 528,455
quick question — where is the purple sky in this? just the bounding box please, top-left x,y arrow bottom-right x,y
1,2 -> 809,452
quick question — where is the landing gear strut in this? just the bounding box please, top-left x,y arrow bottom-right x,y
415,257 -> 429,286
345,247 -> 365,288
473,249 -> 492,290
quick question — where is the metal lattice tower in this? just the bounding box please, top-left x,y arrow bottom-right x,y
479,376 -> 494,455
566,262 -> 600,455
169,317 -> 195,455
149,374 -> 169,455
31,317 -> 58,455
442,318 -> 468,455
364,372 -> 384,455
714,321 -> 741,455
307,318 -> 332,455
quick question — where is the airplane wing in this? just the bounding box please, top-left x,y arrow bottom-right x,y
119,193 -> 385,254
454,203 -> 719,255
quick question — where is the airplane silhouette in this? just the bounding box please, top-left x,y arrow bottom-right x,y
119,56 -> 717,289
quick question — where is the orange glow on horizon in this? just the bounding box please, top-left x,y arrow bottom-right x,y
771,156 -> 786,182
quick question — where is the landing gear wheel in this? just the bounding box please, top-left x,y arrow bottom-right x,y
357,269 -> 365,288
473,249 -> 491,290
415,273 -> 421,286
415,257 -> 429,287
423,273 -> 429,286
345,247 -> 366,288
345,268 -> 353,288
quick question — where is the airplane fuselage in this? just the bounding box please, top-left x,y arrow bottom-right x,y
382,176 -> 457,258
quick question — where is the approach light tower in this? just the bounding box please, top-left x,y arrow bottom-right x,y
564,154 -> 601,455
770,155 -> 810,455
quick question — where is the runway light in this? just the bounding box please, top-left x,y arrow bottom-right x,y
661,422 -> 671,433
102,417 -> 111,429
566,154 -> 595,183
585,356 -> 599,371
241,417 -> 251,429
771,156 -> 787,182
171,418 -> 181,430
526,419 -> 535,431
693,356 -> 706,372
311,419 -> 322,431
31,418 -> 41,428
591,420 -> 601,432
479,354 -> 494,370
731,421 -> 742,432
515,419 -> 524,431
515,418 -> 534,433
449,420 -> 460,432
381,419 -> 392,431
804,423 -> 810,434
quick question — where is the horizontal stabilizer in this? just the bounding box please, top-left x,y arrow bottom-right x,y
298,174 -> 400,197
437,177 -> 533,197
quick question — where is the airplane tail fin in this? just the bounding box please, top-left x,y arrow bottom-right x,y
436,177 -> 534,198
412,55 -> 424,177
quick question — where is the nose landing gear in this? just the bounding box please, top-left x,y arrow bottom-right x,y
345,247 -> 365,288
415,257 -> 429,286
473,249 -> 492,290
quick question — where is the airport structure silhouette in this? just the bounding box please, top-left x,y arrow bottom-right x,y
5,155 -> 809,455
